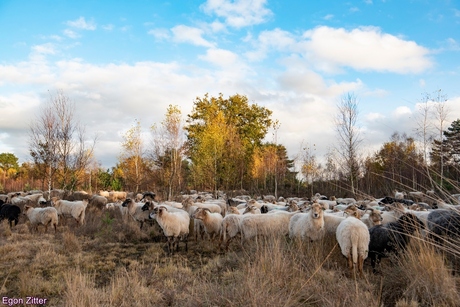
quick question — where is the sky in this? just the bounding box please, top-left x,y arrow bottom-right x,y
0,0 -> 459,170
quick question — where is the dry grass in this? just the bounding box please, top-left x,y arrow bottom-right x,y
0,208 -> 458,307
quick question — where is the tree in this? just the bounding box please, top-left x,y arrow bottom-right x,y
432,90 -> 450,188
334,93 -> 362,195
149,105 -> 187,200
0,153 -> 19,190
251,143 -> 292,196
431,119 -> 460,189
185,93 -> 272,190
120,120 -> 147,193
29,90 -> 96,193
299,143 -> 320,196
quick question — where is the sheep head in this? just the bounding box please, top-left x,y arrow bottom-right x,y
310,203 -> 324,219
23,205 -> 32,214
121,198 -> 133,207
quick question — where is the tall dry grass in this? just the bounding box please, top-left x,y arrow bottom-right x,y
0,205 -> 459,306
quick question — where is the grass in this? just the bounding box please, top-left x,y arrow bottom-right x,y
0,208 -> 458,307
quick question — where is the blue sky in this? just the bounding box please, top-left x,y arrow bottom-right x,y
0,0 -> 459,169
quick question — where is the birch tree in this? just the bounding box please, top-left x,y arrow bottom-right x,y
120,120 -> 145,193
334,93 -> 362,195
150,105 -> 186,200
29,90 -> 96,193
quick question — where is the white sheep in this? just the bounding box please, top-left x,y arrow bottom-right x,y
52,198 -> 88,225
149,206 -> 190,255
394,190 -> 405,200
336,197 -> 357,205
227,206 -> 244,215
317,198 -> 337,210
221,213 -> 245,251
239,210 -> 296,244
289,202 -> 326,242
242,205 -> 261,215
192,208 -> 223,241
336,210 -> 370,277
23,193 -> 48,206
182,196 -> 222,215
121,198 -> 153,229
360,208 -> 384,228
23,205 -> 59,233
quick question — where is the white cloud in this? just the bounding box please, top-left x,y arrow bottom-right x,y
366,112 -> 385,121
63,29 -> 80,39
393,106 -> 412,117
245,28 -> 296,61
350,7 -> 360,13
66,17 -> 96,30
199,48 -> 239,67
148,28 -> 170,40
201,0 -> 273,28
302,26 -> 433,74
32,43 -> 56,55
102,24 -> 114,31
171,25 -> 214,47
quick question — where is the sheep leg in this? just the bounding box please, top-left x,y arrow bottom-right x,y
358,254 -> 364,277
184,234 -> 189,252
166,236 -> 174,255
347,252 -> 353,272
175,236 -> 180,252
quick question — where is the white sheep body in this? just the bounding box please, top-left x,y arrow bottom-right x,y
322,213 -> 346,235
336,212 -> 370,277
150,206 -> 190,254
289,203 -> 325,241
221,213 -> 244,250
53,198 -> 88,225
121,198 -> 153,228
182,197 -> 222,215
240,211 -> 296,243
23,205 -> 59,233
242,205 -> 261,215
193,208 -> 223,240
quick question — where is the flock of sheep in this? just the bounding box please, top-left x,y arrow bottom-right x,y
1,188 -> 460,277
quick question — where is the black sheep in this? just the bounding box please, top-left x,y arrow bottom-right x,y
368,213 -> 424,273
0,199 -> 21,228
427,209 -> 460,272
427,209 -> 460,242
140,191 -> 156,202
379,196 -> 414,207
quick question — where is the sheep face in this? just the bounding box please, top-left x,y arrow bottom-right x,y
193,208 -> 209,220
141,202 -> 153,211
121,199 -> 133,207
368,209 -> 383,226
23,205 -> 32,215
310,203 -> 324,219
344,204 -> 358,216
242,206 -> 257,215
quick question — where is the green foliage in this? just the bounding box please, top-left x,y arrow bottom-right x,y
431,118 -> 460,189
0,153 -> 19,171
185,93 -> 273,190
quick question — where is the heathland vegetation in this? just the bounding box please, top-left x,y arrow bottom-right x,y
0,90 -> 459,306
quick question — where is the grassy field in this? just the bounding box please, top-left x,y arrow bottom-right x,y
0,208 -> 458,307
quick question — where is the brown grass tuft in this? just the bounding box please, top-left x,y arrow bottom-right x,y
0,207 -> 459,306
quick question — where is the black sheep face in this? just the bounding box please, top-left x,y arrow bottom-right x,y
141,202 -> 152,211
121,199 -> 132,207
